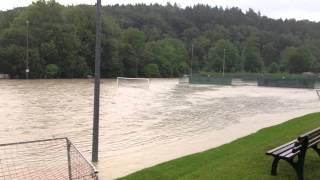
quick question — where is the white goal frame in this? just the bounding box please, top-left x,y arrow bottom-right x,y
116,77 -> 150,88
316,89 -> 320,99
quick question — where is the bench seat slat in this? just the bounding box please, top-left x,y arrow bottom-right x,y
279,148 -> 296,157
271,144 -> 295,156
284,151 -> 299,159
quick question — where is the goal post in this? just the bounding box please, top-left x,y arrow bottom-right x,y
316,89 -> 320,99
116,77 -> 150,88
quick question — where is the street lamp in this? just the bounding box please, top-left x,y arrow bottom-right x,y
26,20 -> 30,79
92,0 -> 102,163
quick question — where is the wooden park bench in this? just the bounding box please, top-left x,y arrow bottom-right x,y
266,128 -> 320,180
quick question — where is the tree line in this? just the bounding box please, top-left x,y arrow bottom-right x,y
0,0 -> 320,78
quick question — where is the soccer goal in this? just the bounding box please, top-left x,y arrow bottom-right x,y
179,74 -> 190,84
0,138 -> 98,180
116,77 -> 150,88
316,89 -> 320,99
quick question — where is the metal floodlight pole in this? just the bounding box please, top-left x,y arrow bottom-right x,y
191,43 -> 194,77
222,48 -> 225,77
92,0 -> 102,163
136,59 -> 138,78
26,20 -> 29,79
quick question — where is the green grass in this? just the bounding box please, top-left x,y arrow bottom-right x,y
119,113 -> 320,180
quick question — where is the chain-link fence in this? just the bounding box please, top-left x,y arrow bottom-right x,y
189,73 -> 319,89
257,77 -> 316,89
0,138 -> 98,180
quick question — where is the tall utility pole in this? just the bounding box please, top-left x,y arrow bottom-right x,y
92,0 -> 102,163
223,48 -> 226,78
190,44 -> 194,77
26,20 -> 29,79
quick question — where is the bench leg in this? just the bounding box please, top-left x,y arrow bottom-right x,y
312,145 -> 320,156
271,157 -> 280,176
284,158 -> 304,180
295,164 -> 304,180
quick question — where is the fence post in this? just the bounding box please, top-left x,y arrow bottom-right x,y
67,139 -> 72,180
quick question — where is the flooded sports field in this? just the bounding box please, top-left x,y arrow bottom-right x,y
0,79 -> 319,179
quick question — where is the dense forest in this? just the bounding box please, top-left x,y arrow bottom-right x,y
1,0 -> 320,78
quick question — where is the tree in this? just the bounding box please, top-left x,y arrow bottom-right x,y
146,38 -> 188,77
242,36 -> 263,72
144,64 -> 160,77
243,52 -> 263,72
281,47 -> 313,73
261,42 -> 279,67
208,39 -> 240,72
121,28 -> 146,77
45,64 -> 59,78
0,45 -> 25,78
268,62 -> 280,73
288,50 -> 313,73
191,36 -> 210,71
280,47 -> 298,69
1,2 -> 320,78
182,27 -> 200,42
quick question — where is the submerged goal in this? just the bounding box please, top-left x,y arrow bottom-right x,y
316,89 -> 320,99
0,138 -> 98,180
116,77 -> 150,88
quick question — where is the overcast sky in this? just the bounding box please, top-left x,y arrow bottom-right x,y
1,0 -> 320,22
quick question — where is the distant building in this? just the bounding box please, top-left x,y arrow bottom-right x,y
0,74 -> 10,79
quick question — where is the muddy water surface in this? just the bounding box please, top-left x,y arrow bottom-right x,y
0,79 -> 319,179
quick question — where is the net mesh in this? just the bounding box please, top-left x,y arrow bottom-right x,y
0,138 -> 98,180
257,77 -> 315,89
117,77 -> 150,88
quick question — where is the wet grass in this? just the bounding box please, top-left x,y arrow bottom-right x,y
119,113 -> 320,180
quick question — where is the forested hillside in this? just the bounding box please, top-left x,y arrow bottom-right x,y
1,0 -> 320,78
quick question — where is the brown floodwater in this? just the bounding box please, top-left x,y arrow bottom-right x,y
0,79 -> 319,179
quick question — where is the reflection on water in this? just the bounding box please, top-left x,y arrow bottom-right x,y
0,79 -> 319,179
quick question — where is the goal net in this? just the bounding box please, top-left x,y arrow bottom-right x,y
0,138 -> 98,180
117,77 -> 150,88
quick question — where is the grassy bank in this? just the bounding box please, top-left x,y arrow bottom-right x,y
119,113 -> 320,180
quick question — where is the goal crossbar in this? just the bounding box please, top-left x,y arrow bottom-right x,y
116,77 -> 150,88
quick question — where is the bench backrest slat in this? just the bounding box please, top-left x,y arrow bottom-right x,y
299,128 -> 320,140
308,136 -> 320,147
292,128 -> 320,153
